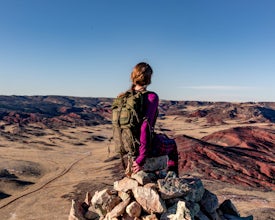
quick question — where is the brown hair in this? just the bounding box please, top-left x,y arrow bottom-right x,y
131,62 -> 153,87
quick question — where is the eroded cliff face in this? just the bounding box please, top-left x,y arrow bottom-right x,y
176,126 -> 275,190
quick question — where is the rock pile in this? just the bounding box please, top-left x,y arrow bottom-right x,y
68,170 -> 253,220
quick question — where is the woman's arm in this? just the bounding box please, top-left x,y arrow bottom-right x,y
135,92 -> 159,166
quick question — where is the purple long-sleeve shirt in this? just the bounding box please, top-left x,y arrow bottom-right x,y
135,92 -> 159,165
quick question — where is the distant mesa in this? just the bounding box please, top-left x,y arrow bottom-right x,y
0,96 -> 274,130
0,95 -> 112,129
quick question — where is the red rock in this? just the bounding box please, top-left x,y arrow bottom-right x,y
176,127 -> 275,190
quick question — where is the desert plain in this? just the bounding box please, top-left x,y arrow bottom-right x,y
0,96 -> 274,220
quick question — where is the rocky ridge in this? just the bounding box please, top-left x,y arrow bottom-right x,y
1,96 -> 275,129
0,95 -> 112,128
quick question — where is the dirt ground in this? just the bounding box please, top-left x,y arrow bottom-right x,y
0,120 -> 274,220
0,125 -> 121,220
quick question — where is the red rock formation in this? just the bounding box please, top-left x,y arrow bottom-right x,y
176,127 -> 275,190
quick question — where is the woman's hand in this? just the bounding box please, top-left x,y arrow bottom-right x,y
132,161 -> 142,173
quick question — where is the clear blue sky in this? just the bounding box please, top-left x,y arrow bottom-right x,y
0,0 -> 274,102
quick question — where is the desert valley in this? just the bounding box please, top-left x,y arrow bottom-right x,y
0,95 -> 274,220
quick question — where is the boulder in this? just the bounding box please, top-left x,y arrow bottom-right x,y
126,201 -> 142,218
158,175 -> 204,202
132,186 -> 167,214
104,197 -> 131,220
143,156 -> 168,172
219,199 -> 239,217
91,189 -> 121,216
131,170 -> 156,185
114,177 -> 139,192
199,189 -> 219,213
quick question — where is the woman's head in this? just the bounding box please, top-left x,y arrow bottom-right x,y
131,62 -> 153,87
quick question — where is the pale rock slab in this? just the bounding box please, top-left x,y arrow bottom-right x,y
142,214 -> 159,220
91,189 -> 121,216
104,197 -> 131,220
114,177 -> 139,192
160,200 -> 200,220
126,201 -> 142,217
131,170 -> 156,185
132,186 -> 167,214
118,191 -> 131,201
173,200 -> 193,220
144,182 -> 159,190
